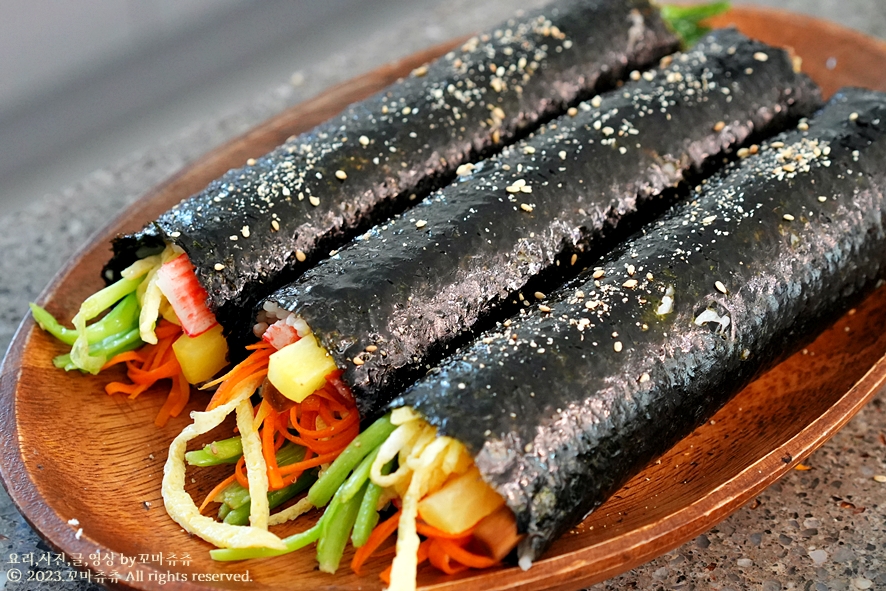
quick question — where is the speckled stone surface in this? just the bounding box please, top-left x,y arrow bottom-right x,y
0,1 -> 883,590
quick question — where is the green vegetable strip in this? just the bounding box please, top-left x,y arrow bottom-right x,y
30,292 -> 139,346
661,1 -> 730,48
352,460 -> 393,548
307,414 -> 395,507
338,447 -> 380,504
72,277 -> 142,324
211,523 -> 323,561
316,481 -> 366,573
218,503 -> 232,521
223,470 -> 318,526
186,437 -> 245,467
70,277 -> 143,374
53,328 -> 142,371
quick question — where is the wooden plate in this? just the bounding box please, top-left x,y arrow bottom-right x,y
2,7 -> 886,591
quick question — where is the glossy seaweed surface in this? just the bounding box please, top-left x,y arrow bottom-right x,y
104,0 -> 679,348
398,89 -> 886,563
268,29 -> 821,419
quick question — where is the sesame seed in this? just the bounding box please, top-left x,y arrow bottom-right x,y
602,126 -> 615,136
849,112 -> 859,121
412,65 -> 428,77
753,52 -> 769,62
713,121 -> 726,132
295,250 -> 306,262
715,281 -> 728,294
590,96 -> 602,108
415,220 -> 427,228
539,304 -> 551,312
335,170 -> 347,180
523,146 -> 536,154
623,279 -> 638,289
534,291 -> 545,300
559,150 -> 567,160
246,158 -> 257,166
457,383 -> 466,390
629,70 -> 641,81
520,203 -> 534,212
627,265 -> 635,275
492,107 -> 506,120
214,263 -> 225,271
309,196 -> 321,207
241,225 -> 250,238
646,273 -> 654,281
874,475 -> 886,483
783,213 -> 795,221
567,107 -> 578,117
614,341 -> 623,352
271,220 -> 280,232
818,196 -> 827,202
593,269 -> 605,279
524,443 -> 534,452
353,356 -> 364,366
456,163 -> 474,176
639,373 -> 650,383
798,120 -> 809,131
402,106 -> 412,115
359,135 -> 370,146
570,253 -> 578,266
737,147 -> 750,158
520,185 -> 532,193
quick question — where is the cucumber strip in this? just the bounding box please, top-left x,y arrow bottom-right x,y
316,481 -> 365,573
53,328 -> 142,372
30,292 -> 140,346
307,414 -> 395,507
351,460 -> 393,548
223,470 -> 318,526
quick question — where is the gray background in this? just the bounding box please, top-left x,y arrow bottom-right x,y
0,1 -> 884,589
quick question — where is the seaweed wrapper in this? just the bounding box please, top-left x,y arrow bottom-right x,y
104,0 -> 679,348
397,88 -> 886,563
267,29 -> 821,419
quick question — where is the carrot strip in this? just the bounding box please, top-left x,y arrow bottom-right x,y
245,341 -> 274,351
428,539 -> 471,575
416,522 -> 474,542
261,408 -> 285,490
432,537 -> 500,569
102,350 -> 145,369
198,473 -> 237,514
352,511 -> 401,575
234,455 -> 249,489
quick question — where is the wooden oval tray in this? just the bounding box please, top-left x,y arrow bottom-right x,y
2,7 -> 886,591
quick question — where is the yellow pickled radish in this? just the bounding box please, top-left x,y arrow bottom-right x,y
417,465 -> 505,534
172,324 -> 229,384
267,334 -> 337,403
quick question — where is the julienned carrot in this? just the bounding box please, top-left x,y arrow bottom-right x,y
102,319 -> 192,426
415,522 -> 474,542
428,540 -> 471,575
351,510 -> 401,575
262,407 -> 285,490
430,537 -> 500,569
199,473 -> 237,514
205,346 -> 273,410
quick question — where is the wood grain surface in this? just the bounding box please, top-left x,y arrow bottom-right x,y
2,7 -> 886,591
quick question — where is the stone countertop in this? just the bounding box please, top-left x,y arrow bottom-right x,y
0,1 -> 884,590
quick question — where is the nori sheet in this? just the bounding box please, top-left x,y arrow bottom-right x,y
103,0 -> 679,349
266,29 -> 821,419
396,88 -> 886,562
